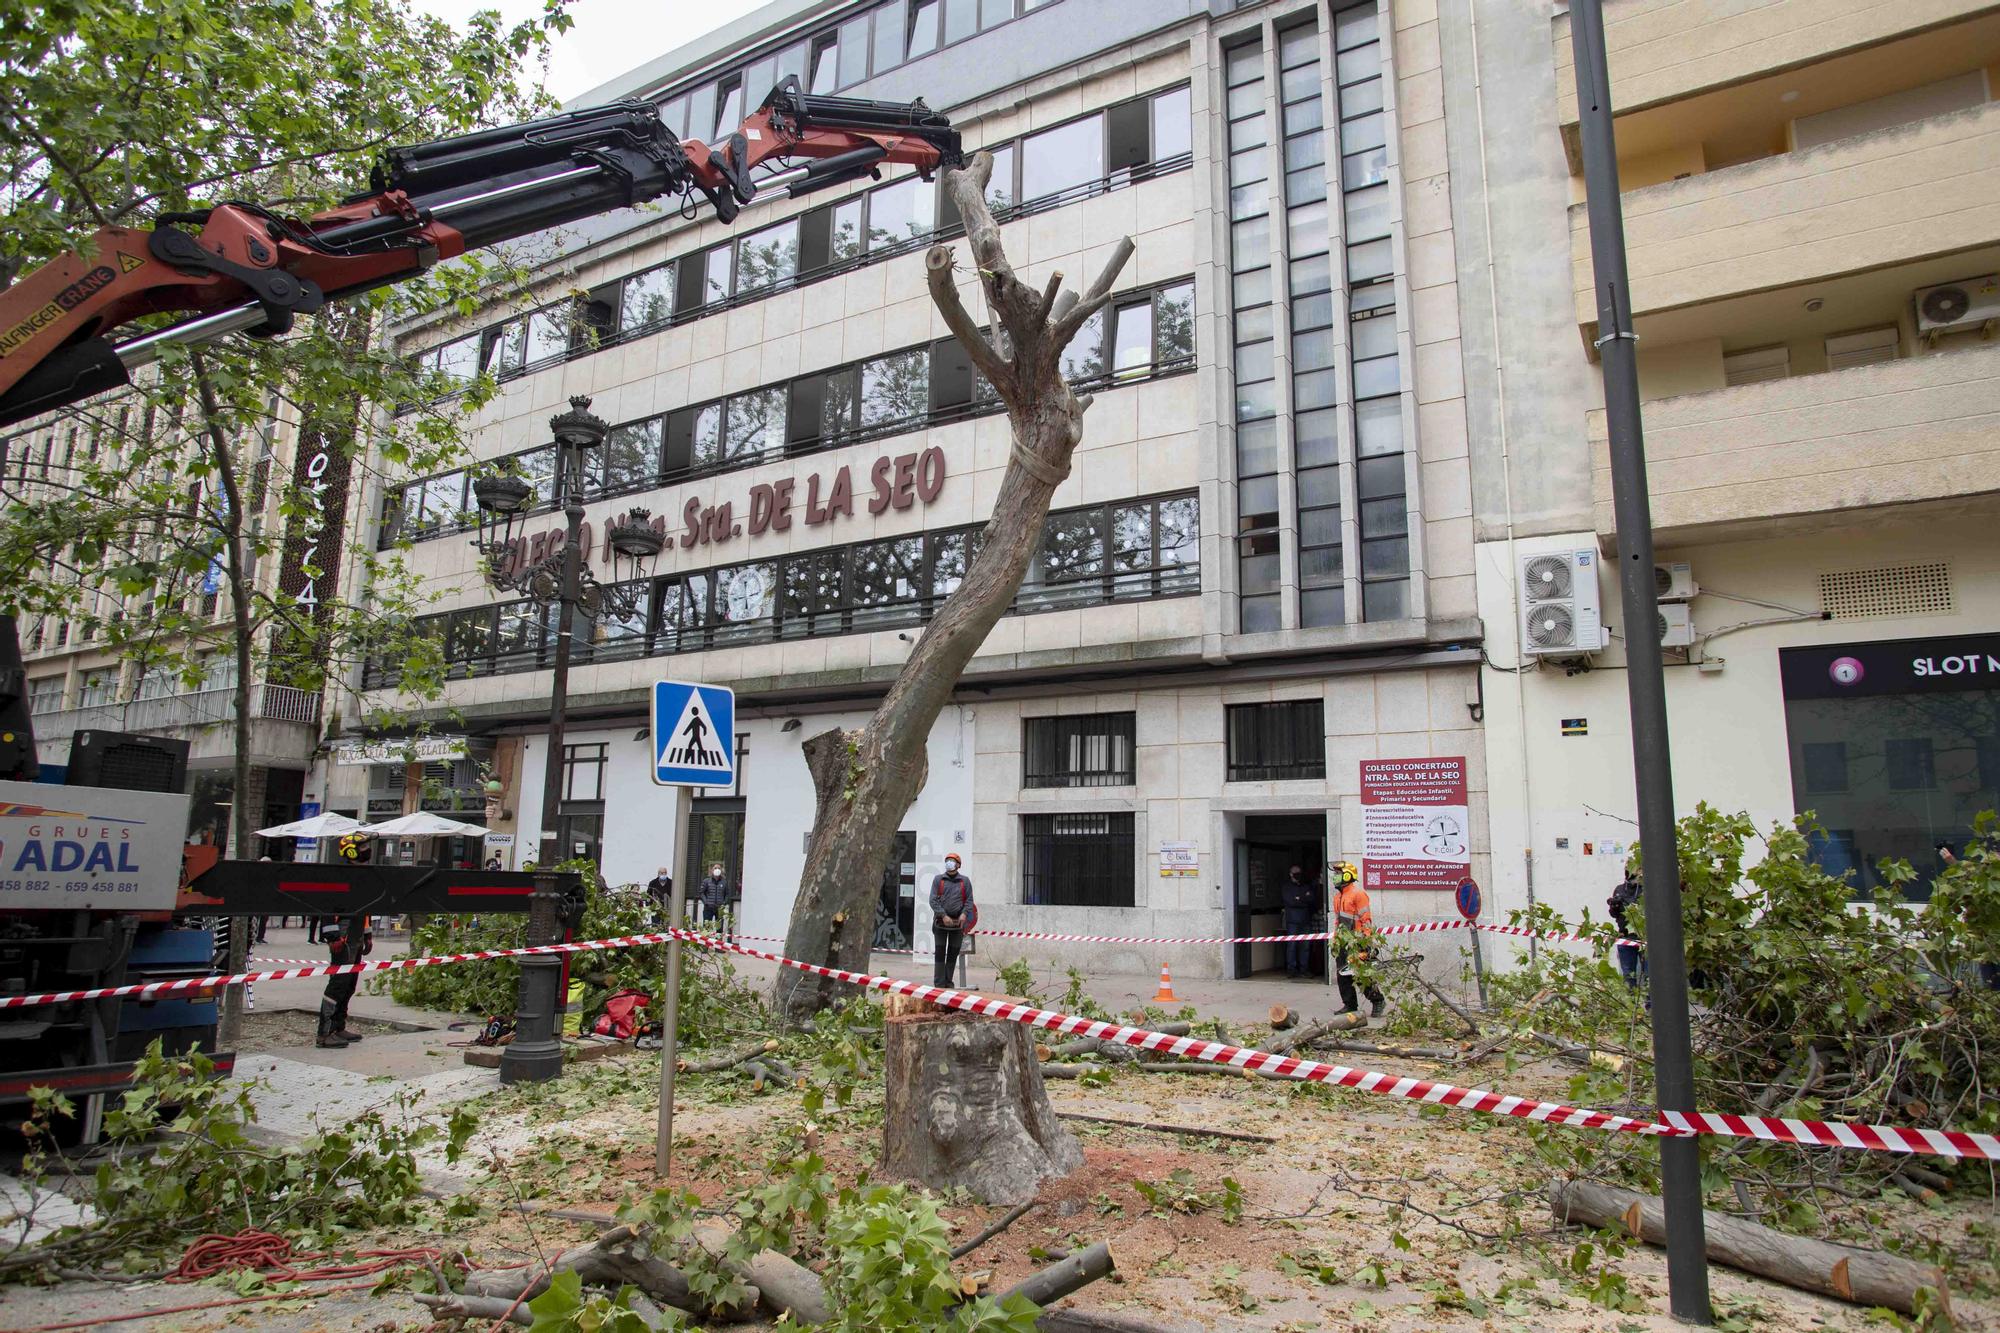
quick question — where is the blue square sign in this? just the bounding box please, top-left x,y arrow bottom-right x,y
652,680 -> 736,787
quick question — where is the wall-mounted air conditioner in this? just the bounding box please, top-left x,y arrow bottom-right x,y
1519,550 -> 1606,658
1657,603 -> 1694,648
1654,562 -> 1697,602
1913,275 -> 2000,337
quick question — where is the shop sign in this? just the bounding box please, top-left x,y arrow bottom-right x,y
1159,842 -> 1199,877
501,446 -> 948,575
0,779 -> 193,913
333,735 -> 469,766
1360,757 -> 1470,892
1781,632 -> 2000,700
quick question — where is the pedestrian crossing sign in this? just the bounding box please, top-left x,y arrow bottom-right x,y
651,680 -> 736,787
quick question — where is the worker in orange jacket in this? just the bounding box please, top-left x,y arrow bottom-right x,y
1331,862 -> 1386,1019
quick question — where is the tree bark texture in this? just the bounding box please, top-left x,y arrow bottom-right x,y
883,1003 -> 1084,1204
775,150 -> 1133,1023
1550,1179 -> 1950,1318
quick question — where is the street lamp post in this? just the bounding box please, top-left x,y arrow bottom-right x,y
472,395 -> 663,1085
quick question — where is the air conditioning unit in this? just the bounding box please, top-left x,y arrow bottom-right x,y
1913,275 -> 2000,336
1518,550 -> 1606,658
1656,603 -> 1694,648
1654,561 -> 1697,602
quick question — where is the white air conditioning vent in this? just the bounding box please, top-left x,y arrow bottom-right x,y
1653,561 -> 1697,602
1657,603 -> 1694,648
1518,549 -> 1605,658
1913,275 -> 2000,336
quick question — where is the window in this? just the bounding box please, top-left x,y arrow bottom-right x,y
906,0 -> 939,59
620,264 -> 674,333
712,75 -> 744,141
809,33 -> 839,93
27,676 -> 64,713
77,669 -> 117,709
525,305 -> 572,364
866,176 -> 935,250
1885,737 -> 1936,791
1021,115 -> 1104,202
1724,345 -> 1790,386
563,742 -> 608,802
1023,713 -> 1136,788
485,318 -> 528,376
1226,700 -> 1325,780
1800,741 -> 1848,793
367,491 -> 1197,688
736,219 -> 799,293
1022,813 -> 1134,907
837,12 -> 869,87
1825,327 -> 1898,372
434,335 -> 481,383
598,419 -> 662,494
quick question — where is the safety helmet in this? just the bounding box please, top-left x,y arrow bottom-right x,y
337,832 -> 370,862
1332,861 -> 1359,886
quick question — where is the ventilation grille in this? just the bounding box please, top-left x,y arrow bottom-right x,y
1819,563 -> 1953,619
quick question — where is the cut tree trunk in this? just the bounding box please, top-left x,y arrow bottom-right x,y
1268,1005 -> 1299,1030
775,149 -> 1134,1024
1266,1012 -> 1366,1053
1550,1179 -> 1951,1318
883,997 -> 1083,1203
1002,1241 -> 1117,1307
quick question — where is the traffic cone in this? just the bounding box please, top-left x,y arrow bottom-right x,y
1152,963 -> 1178,1003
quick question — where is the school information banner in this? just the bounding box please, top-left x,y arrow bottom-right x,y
1360,757 -> 1469,891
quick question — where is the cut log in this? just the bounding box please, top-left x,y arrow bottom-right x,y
692,1221 -> 830,1325
1045,1023 -> 1188,1062
1550,1179 -> 1951,1319
883,1004 -> 1083,1204
1001,1240 -> 1116,1308
1268,1004 -> 1298,1030
1039,1062 -> 1103,1079
1056,1112 -> 1276,1144
463,1225 -> 638,1301
681,1038 -> 780,1074
1135,1061 -> 1283,1078
414,1292 -> 532,1326
1267,1012 -> 1366,1054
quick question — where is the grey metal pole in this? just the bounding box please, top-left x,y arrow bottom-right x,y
655,784 -> 693,1176
499,453 -> 585,1086
1567,2 -> 1711,1322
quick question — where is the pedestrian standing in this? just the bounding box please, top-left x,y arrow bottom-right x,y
698,862 -> 730,930
928,853 -> 973,988
1331,862 -> 1386,1018
645,866 -> 673,919
317,833 -> 375,1048
485,854 -> 503,871
1608,868 -> 1647,989
1281,865 -> 1320,978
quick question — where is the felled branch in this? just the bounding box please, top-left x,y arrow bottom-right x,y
1551,1179 -> 1951,1319
680,1038 -> 779,1074
950,1201 -> 1037,1260
414,1291 -> 531,1326
1002,1240 -> 1117,1308
1267,1012 -> 1366,1054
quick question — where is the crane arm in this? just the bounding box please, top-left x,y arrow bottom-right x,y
0,78 -> 960,428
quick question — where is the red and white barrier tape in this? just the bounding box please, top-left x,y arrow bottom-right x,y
250,957 -> 325,968
6,924 -> 1978,1160
740,918 -> 1635,949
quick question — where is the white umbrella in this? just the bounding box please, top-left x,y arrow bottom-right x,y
359,811 -> 489,838
255,811 -> 365,839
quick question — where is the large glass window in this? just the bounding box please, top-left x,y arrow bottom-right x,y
725,387 -> 787,462
736,219 -> 799,293
599,419 -> 662,494
1782,635 -> 2000,900
620,264 -> 674,333
867,176 -> 935,250
1021,115 -> 1104,202
860,349 -> 929,430
1022,813 -> 1134,907
525,306 -> 571,364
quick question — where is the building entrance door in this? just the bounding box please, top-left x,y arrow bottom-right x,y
875,830 -> 917,951
1233,815 -> 1326,978
686,798 -> 746,919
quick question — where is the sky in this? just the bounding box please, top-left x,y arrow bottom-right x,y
413,0 -> 775,104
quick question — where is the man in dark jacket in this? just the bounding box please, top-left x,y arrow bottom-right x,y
645,867 -> 673,919
697,863 -> 730,931
1608,869 -> 1645,989
928,853 -> 972,987
1281,865 -> 1321,978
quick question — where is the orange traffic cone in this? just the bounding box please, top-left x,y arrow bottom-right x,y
1152,963 -> 1178,1003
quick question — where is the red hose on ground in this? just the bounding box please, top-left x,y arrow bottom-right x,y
168,1228 -> 447,1283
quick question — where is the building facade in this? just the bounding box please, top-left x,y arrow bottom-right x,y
1461,0 -> 2000,922
332,0 -> 1492,979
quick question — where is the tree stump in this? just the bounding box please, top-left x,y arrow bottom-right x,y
882,995 -> 1083,1204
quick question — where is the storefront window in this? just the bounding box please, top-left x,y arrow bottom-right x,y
1781,634 -> 2000,899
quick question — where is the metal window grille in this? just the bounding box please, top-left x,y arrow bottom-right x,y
1023,713 -> 1136,787
1021,812 -> 1134,907
1225,700 -> 1326,781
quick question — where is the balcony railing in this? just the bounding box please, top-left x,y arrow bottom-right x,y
29,683 -> 323,742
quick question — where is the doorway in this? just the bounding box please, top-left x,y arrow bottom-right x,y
875,831 -> 917,950
686,799 -> 746,915
1233,814 -> 1326,979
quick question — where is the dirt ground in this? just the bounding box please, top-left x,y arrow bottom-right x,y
6,1011 -> 1997,1332
230,1007 -> 421,1053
